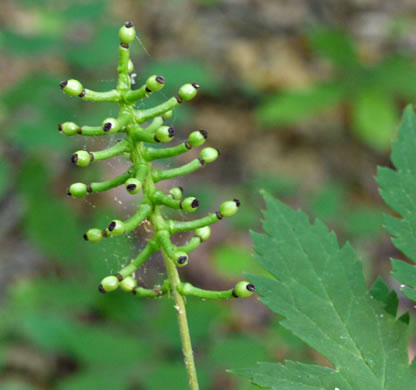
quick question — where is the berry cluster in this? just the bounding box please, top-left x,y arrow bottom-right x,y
59,22 -> 255,301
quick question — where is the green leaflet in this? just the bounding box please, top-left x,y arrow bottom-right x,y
377,105 -> 416,301
232,192 -> 416,389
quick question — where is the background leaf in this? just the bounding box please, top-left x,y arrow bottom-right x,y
233,192 -> 416,389
377,105 -> 416,301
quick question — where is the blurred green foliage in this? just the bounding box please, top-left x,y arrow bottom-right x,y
0,0 -> 404,388
257,26 -> 416,151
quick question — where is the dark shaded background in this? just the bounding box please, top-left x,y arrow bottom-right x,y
1,0 -> 416,389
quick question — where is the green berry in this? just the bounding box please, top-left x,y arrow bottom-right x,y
188,130 -> 207,147
102,117 -> 120,133
169,186 -> 183,200
219,199 -> 240,217
119,21 -> 136,45
72,150 -> 92,167
125,178 -> 142,194
178,83 -> 199,101
120,276 -> 137,292
163,110 -> 173,119
195,226 -> 211,242
234,281 -> 255,298
146,75 -> 165,92
200,147 -> 219,163
99,276 -> 119,293
127,60 -> 134,74
84,228 -> 103,243
174,251 -> 189,267
155,126 -> 175,143
107,220 -> 125,236
60,79 -> 83,97
181,197 -> 200,213
59,122 -> 79,136
68,182 -> 88,198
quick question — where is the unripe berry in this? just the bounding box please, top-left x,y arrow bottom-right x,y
146,75 -> 165,92
120,276 -> 137,292
72,150 -> 92,167
169,187 -> 183,200
102,117 -> 120,133
59,122 -> 79,136
181,197 -> 200,213
107,220 -> 125,236
127,60 -> 134,74
178,83 -> 199,101
174,251 -> 189,267
99,276 -> 119,293
220,199 -> 240,217
60,79 -> 83,97
119,21 -> 136,45
195,226 -> 211,242
233,281 -> 255,298
163,110 -> 173,119
84,228 -> 103,243
155,126 -> 175,143
188,130 -> 207,147
125,178 -> 142,194
200,147 -> 219,163
68,182 -> 88,198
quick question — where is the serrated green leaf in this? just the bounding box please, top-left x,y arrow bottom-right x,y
233,192 -> 416,389
377,105 -> 416,301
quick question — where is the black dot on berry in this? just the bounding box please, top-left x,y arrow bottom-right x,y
178,256 -> 187,264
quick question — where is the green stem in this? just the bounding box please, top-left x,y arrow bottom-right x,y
92,139 -> 130,161
80,126 -> 111,136
178,237 -> 201,253
168,213 -> 220,234
177,282 -> 236,299
134,97 -> 179,123
90,169 -> 134,193
161,247 -> 200,390
145,143 -> 189,161
152,158 -> 203,182
118,239 -> 158,278
145,116 -> 164,132
125,85 -> 148,103
82,89 -> 120,103
124,203 -> 152,232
